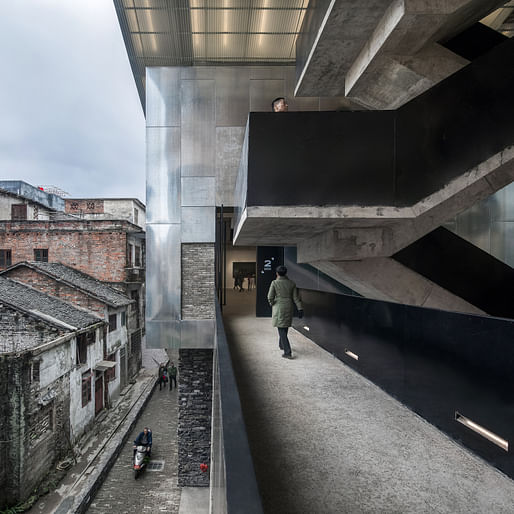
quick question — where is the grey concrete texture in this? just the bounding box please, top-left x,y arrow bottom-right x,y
178,487 -> 209,514
222,289 -> 514,514
296,0 -> 504,106
312,258 -> 485,315
236,146 -> 514,255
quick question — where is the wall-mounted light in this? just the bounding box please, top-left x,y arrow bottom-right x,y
344,349 -> 359,361
303,326 -> 309,331
455,412 -> 508,452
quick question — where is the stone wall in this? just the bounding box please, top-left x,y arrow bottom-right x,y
178,349 -> 213,487
181,244 -> 215,320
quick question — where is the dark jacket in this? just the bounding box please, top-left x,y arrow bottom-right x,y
134,430 -> 152,447
267,276 -> 302,328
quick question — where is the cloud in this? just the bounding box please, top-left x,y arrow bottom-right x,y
0,0 -> 145,201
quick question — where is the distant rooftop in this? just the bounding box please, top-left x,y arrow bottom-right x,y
2,262 -> 133,308
0,180 -> 65,212
0,276 -> 102,331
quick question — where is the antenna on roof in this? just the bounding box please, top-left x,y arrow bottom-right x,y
36,185 -> 70,198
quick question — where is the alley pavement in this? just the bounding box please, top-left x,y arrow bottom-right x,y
87,368 -> 180,514
222,288 -> 514,514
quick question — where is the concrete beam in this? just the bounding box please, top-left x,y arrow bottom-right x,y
295,0 -> 504,107
312,258 -> 485,315
234,145 -> 514,258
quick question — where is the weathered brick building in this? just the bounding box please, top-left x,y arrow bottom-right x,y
1,261 -> 140,386
0,276 -> 106,509
0,218 -> 145,347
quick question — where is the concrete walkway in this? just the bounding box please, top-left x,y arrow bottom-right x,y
222,289 -> 514,513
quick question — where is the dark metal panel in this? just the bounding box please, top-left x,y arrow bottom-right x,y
393,227 -> 514,319
293,289 -> 514,479
246,111 -> 396,207
256,247 -> 284,317
395,38 -> 514,205
214,303 -> 264,513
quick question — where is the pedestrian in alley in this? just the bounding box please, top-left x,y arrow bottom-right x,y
158,363 -> 168,390
168,361 -> 177,391
267,265 -> 303,359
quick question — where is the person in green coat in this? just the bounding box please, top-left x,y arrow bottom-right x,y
267,265 -> 303,359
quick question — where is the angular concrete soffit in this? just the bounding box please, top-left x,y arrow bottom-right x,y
312,258 -> 486,316
234,144 -> 514,260
294,0 -> 503,105
294,0 -> 338,98
297,145 -> 514,261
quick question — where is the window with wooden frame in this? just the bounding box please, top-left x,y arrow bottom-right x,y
76,335 -> 88,365
11,203 -> 27,220
32,361 -> 41,383
108,313 -> 117,332
34,248 -> 48,262
81,370 -> 92,407
127,243 -> 133,267
0,249 -> 12,267
135,246 -> 141,267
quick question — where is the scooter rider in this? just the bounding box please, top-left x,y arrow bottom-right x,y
133,427 -> 152,458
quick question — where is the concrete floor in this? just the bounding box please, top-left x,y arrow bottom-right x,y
222,288 -> 514,514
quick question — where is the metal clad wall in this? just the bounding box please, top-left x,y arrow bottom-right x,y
447,182 -> 514,267
146,65 -> 352,348
146,127 -> 181,224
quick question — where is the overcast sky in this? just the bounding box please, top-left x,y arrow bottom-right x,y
0,1 -> 146,202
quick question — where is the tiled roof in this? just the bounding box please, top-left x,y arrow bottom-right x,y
5,262 -> 132,307
0,277 -> 102,330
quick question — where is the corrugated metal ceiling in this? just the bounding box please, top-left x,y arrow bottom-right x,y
114,0 -> 309,108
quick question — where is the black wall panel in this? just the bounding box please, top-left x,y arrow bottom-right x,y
293,289 -> 514,479
247,110 -> 396,207
395,38 -> 514,205
255,246 -> 283,317
394,227 -> 514,318
244,38 -> 514,210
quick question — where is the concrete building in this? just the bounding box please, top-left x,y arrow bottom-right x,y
0,261 -> 138,390
0,276 -> 107,509
113,0 -> 514,509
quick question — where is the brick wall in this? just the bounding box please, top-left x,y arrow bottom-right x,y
0,220 -> 129,282
65,199 -> 104,214
182,244 -> 215,320
178,349 -> 213,487
4,267 -> 106,317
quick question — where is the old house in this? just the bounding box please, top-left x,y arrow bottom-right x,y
64,197 -> 146,229
0,218 -> 145,351
0,276 -> 107,508
1,261 -> 139,388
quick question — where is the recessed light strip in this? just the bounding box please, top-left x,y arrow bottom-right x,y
345,350 -> 359,361
455,412 -> 508,452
